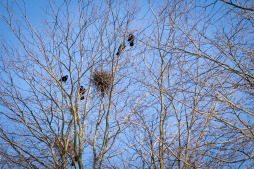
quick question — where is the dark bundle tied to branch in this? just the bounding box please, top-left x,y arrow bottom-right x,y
116,42 -> 126,55
79,86 -> 86,100
59,75 -> 68,82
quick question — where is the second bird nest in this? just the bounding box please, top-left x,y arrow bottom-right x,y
92,70 -> 112,96
54,136 -> 74,156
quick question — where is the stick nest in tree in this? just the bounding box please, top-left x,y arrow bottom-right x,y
92,70 -> 112,96
54,136 -> 74,156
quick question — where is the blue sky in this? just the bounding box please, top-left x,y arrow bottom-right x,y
0,0 -> 42,42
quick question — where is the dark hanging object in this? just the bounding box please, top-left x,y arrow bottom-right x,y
79,86 -> 86,100
79,86 -> 85,93
128,33 -> 135,46
59,75 -> 68,82
71,155 -> 78,166
116,42 -> 126,55
75,155 -> 78,161
92,70 -> 112,96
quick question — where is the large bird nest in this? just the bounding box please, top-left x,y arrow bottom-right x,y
54,136 -> 74,156
92,70 -> 112,96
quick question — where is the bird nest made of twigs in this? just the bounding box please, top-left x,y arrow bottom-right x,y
54,136 -> 74,156
92,70 -> 112,96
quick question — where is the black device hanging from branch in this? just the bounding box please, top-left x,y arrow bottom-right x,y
59,75 -> 68,82
79,86 -> 86,100
128,33 -> 135,46
116,42 -> 126,55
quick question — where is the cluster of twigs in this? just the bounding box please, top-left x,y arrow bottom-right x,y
92,70 -> 112,96
54,136 -> 74,156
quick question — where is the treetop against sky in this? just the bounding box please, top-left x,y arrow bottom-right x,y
0,0 -> 253,168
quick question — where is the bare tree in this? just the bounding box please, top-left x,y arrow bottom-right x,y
0,0 -> 253,169
129,0 -> 254,168
0,0 -> 142,168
